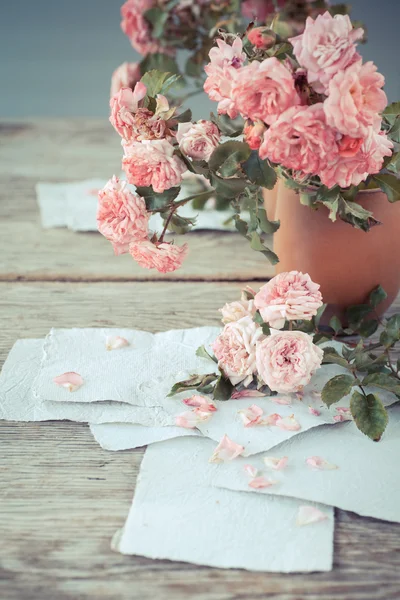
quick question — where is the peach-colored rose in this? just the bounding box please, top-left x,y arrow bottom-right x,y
109,83 -> 147,140
254,271 -> 323,328
122,139 -> 187,193
110,62 -> 141,97
220,299 -> 255,324
338,135 -> 363,158
320,126 -> 393,189
247,27 -> 276,49
177,120 -> 220,161
243,120 -> 267,150
212,316 -> 264,386
204,38 -> 246,119
129,240 -> 188,273
290,12 -> 364,94
324,61 -> 387,138
121,0 -> 171,56
259,104 -> 337,175
232,58 -> 301,125
256,330 -> 323,393
97,176 -> 149,255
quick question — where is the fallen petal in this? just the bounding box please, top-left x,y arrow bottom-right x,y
261,412 -> 281,426
297,506 -> 328,526
86,187 -> 100,196
231,389 -> 265,399
209,434 -> 245,463
276,415 -> 301,431
249,476 -> 277,489
308,406 -> 321,417
333,414 -> 352,423
336,406 -> 351,414
192,407 -> 214,421
296,392 -> 304,401
53,372 -> 84,392
175,411 -> 198,429
244,464 -> 258,478
183,394 -> 216,412
272,396 -> 292,405
238,404 -> 264,427
263,456 -> 288,471
106,336 -> 130,351
306,456 -> 338,470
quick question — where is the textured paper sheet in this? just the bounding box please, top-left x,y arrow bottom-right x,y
36,180 -> 236,232
210,406 -> 400,523
113,436 -> 334,571
33,327 -> 219,406
90,422 -> 200,451
0,339 -> 173,425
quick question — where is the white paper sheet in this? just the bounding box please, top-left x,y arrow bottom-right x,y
113,436 -> 334,572
209,405 -> 400,523
90,422 -> 200,451
36,179 -> 236,232
0,339 -> 173,425
32,327 -> 220,406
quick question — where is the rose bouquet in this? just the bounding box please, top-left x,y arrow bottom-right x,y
99,10 -> 399,273
169,271 -> 400,441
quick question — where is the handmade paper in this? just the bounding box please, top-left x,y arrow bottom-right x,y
90,422 -> 200,451
32,327 -> 219,407
0,339 -> 173,426
210,405 -> 400,522
113,436 -> 334,572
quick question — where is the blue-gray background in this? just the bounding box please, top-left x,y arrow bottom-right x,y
1,0 -> 399,118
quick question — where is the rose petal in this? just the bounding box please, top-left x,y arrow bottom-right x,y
276,415 -> 301,431
86,187 -> 100,196
244,464 -> 258,478
333,414 -> 352,423
183,394 -> 216,412
106,336 -> 130,351
296,505 -> 329,527
272,396 -> 292,405
249,476 -> 277,489
306,456 -> 338,470
238,404 -> 264,427
231,389 -> 265,399
263,456 -> 288,471
209,434 -> 245,463
175,411 -> 199,429
336,406 -> 351,414
261,412 -> 281,426
296,392 -> 304,401
53,372 -> 84,392
192,407 -> 214,421
308,406 -> 321,416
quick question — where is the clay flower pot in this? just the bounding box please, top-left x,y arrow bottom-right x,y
264,180 -> 400,321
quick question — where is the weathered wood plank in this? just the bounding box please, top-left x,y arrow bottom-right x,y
1,281 -> 400,600
0,120 -> 274,281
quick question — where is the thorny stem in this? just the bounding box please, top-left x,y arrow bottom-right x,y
157,189 -> 215,242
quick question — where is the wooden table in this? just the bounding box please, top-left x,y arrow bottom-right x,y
1,120 -> 400,600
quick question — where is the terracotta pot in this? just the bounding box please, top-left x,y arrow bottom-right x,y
264,180 -> 400,321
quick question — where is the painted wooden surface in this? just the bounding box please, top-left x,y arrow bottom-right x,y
1,120 -> 400,600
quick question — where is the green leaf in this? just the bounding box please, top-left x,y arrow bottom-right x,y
140,70 -> 180,98
140,54 -> 180,76
196,345 -> 217,364
175,108 -> 192,123
210,113 -> 244,137
234,217 -> 249,236
162,213 -> 196,234
168,373 -> 218,396
350,391 -> 388,441
136,186 -> 180,211
329,316 -> 342,334
373,174 -> 400,203
346,304 -> 372,327
213,375 -> 234,401
242,151 -> 277,189
362,372 -> 400,396
313,303 -> 327,328
388,116 -> 400,144
257,208 -> 280,234
369,285 -> 388,308
249,231 -> 279,265
209,141 -> 251,177
144,7 -> 168,38
358,319 -> 378,338
210,174 -> 248,199
383,101 -> 400,126
321,374 -> 354,407
386,151 -> 400,175
322,347 -> 350,369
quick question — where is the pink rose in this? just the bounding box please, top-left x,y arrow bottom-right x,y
243,120 -> 267,150
338,135 -> 363,158
212,316 -> 264,386
110,62 -> 141,97
204,38 -> 246,119
220,299 -> 256,324
122,139 -> 187,193
232,58 -> 301,125
241,0 -> 284,21
259,104 -> 337,175
256,330 -> 323,393
254,272 -> 323,329
177,120 -> 220,161
109,83 -> 147,140
129,240 -> 188,273
121,0 -> 171,56
320,126 -> 393,189
247,27 -> 276,49
324,60 -> 387,138
289,12 -> 364,94
97,176 -> 149,255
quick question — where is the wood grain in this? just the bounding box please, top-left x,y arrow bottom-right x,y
0,120 -> 274,282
